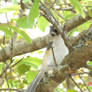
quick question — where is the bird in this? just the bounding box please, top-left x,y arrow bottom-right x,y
26,26 -> 69,92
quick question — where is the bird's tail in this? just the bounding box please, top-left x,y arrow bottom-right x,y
26,71 -> 44,92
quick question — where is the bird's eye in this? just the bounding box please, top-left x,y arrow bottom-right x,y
50,26 -> 59,36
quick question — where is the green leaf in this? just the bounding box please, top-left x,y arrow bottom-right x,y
11,26 -> 32,43
17,64 -> 30,75
0,63 -> 5,74
17,16 -> 27,28
69,0 -> 85,18
37,16 -> 50,32
18,56 -> 42,69
12,0 -> 18,4
87,61 -> 92,66
23,0 -> 31,3
55,87 -> 65,92
17,0 -> 40,29
8,79 -> 20,88
27,0 -> 40,28
63,11 -> 77,20
68,28 -> 78,37
88,9 -> 92,18
67,89 -> 77,92
19,83 -> 24,88
89,86 -> 92,91
26,71 -> 38,83
25,57 -> 42,66
0,5 -> 20,13
0,24 -> 13,37
15,56 -> 42,70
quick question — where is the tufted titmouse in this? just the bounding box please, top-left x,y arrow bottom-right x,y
26,27 -> 69,92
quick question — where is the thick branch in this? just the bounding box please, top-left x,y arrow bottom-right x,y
63,14 -> 91,32
0,34 -> 53,62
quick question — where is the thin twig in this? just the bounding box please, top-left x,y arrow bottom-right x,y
10,57 -> 24,68
0,88 -> 25,92
71,72 -> 89,76
3,34 -> 5,45
0,61 -> 13,77
49,0 -> 57,9
5,72 -> 10,88
70,75 -> 84,92
52,8 -> 65,19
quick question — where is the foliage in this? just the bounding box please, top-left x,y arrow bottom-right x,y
0,0 -> 92,92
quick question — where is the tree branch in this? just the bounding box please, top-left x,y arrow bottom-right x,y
0,88 -> 25,92
63,14 -> 91,32
0,34 -> 53,62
